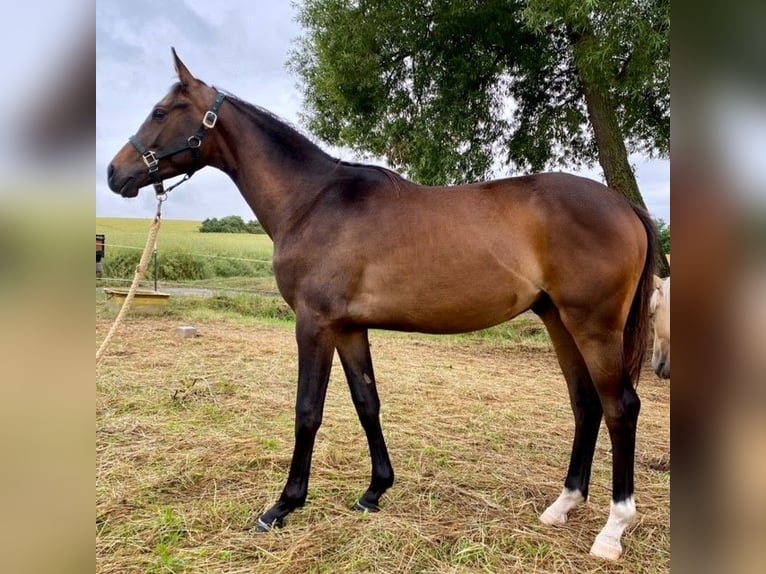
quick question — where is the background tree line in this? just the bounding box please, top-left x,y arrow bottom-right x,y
199,215 -> 266,234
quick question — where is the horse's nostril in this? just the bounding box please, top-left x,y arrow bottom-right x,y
107,163 -> 115,180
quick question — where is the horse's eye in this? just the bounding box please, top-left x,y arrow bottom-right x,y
152,109 -> 167,120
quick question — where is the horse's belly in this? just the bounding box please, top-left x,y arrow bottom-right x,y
347,277 -> 539,334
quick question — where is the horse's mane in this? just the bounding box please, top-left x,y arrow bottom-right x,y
210,85 -> 403,195
213,87 -> 334,161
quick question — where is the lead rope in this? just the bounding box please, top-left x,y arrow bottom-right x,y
96,195 -> 166,365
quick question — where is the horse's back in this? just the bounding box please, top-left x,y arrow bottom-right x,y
293,171 -> 649,333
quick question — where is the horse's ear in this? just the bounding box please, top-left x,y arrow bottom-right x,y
171,47 -> 196,87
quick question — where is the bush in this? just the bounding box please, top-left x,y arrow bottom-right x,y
209,258 -> 272,278
101,247 -> 272,283
200,216 -> 246,233
245,220 -> 266,234
157,251 -> 213,281
102,249 -> 142,279
103,249 -> 211,282
200,215 -> 266,234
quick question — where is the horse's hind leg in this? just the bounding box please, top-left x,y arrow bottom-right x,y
564,318 -> 640,560
534,300 -> 603,526
335,328 -> 395,511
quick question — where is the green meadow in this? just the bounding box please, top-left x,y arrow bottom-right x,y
96,218 -> 277,291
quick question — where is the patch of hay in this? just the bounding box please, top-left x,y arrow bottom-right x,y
97,315 -> 669,573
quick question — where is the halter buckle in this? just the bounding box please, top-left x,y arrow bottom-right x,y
142,151 -> 158,169
202,111 -> 218,128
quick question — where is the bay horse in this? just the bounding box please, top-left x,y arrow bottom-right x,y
650,275 -> 671,378
107,50 -> 657,560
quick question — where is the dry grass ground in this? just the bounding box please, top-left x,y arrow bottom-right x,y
96,310 -> 669,573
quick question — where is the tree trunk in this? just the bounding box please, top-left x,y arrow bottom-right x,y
580,81 -> 647,209
571,30 -> 670,276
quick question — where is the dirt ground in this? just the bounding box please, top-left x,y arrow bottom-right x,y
96,315 -> 670,573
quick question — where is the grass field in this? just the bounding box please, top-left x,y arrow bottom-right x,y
96,218 -> 277,290
96,218 -> 274,259
96,300 -> 670,573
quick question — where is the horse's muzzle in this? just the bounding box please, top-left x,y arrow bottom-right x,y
107,163 -> 139,197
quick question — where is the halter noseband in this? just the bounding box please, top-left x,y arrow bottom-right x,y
129,91 -> 226,196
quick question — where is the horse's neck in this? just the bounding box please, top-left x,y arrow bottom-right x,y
213,105 -> 335,243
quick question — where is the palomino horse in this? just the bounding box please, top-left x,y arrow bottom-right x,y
650,276 -> 671,378
107,50 -> 657,560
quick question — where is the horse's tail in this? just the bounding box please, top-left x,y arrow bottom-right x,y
624,204 -> 659,386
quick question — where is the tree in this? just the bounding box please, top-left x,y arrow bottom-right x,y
291,0 -> 670,272
245,219 -> 267,235
199,216 -> 266,234
522,0 -> 669,210
656,219 -> 670,255
200,216 -> 247,233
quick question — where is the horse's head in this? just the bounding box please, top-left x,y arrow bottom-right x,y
107,48 -> 224,198
649,275 -> 670,379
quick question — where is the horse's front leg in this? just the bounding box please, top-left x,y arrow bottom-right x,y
257,316 -> 335,531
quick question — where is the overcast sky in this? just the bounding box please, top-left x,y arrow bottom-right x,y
96,0 -> 670,224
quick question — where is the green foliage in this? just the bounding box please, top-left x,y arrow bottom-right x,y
103,248 -> 212,282
147,507 -> 188,574
102,247 -> 273,282
205,293 -> 294,321
208,257 -> 272,279
200,215 -> 265,234
156,507 -> 187,547
523,0 -> 670,158
245,219 -> 266,234
157,251 -> 213,281
148,543 -> 186,574
291,0 -> 669,184
656,218 -> 670,254
102,249 -> 142,279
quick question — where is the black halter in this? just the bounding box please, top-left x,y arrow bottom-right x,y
129,91 -> 226,196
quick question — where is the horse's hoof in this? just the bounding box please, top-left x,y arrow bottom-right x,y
539,507 -> 568,526
255,517 -> 283,532
589,538 -> 622,561
354,500 -> 380,512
